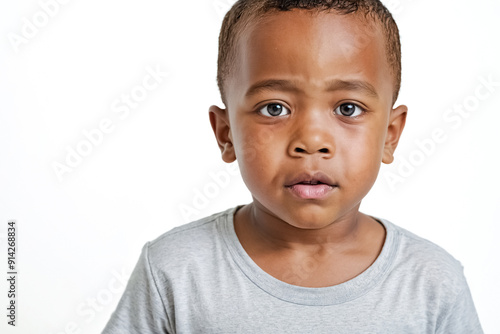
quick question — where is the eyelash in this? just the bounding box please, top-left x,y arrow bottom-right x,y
255,102 -> 367,118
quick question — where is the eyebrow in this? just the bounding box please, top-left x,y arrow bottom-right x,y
244,79 -> 379,98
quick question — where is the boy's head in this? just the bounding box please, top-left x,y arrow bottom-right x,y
209,0 -> 407,229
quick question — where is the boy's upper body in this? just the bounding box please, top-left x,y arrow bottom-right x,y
103,0 -> 483,332
103,205 -> 481,333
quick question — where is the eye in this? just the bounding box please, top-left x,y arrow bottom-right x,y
258,103 -> 290,117
334,103 -> 364,117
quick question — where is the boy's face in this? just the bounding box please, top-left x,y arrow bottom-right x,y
210,10 -> 406,229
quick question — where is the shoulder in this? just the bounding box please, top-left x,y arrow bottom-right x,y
390,221 -> 463,270
381,219 -> 468,293
143,206 -> 237,268
373,218 -> 483,333
379,219 -> 477,327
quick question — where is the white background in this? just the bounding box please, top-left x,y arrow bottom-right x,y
1,0 -> 499,333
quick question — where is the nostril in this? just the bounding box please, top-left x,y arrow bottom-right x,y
293,147 -> 330,154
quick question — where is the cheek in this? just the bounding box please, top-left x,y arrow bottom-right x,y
339,125 -> 385,179
233,124 -> 280,178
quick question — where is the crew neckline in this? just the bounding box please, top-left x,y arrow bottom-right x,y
220,205 -> 400,306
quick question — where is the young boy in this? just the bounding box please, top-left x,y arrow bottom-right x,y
103,0 -> 483,332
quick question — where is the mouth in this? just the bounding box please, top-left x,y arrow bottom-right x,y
285,171 -> 336,187
284,172 -> 337,200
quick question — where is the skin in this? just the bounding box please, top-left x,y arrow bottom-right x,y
209,10 -> 407,287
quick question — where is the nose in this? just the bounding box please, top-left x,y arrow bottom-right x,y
287,112 -> 335,159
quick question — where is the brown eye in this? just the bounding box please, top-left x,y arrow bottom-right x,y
335,103 -> 363,117
259,103 -> 290,117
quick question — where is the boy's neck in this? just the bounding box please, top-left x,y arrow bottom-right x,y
233,202 -> 386,287
234,202 -> 381,251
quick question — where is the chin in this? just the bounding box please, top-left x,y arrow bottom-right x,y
281,208 -> 338,230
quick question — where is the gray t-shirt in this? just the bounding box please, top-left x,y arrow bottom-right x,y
102,205 -> 483,333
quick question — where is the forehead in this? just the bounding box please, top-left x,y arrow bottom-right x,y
227,10 -> 394,108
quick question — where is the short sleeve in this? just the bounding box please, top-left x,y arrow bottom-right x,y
102,242 -> 171,334
436,279 -> 483,334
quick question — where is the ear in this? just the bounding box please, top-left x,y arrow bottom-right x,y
382,104 -> 407,164
209,105 -> 236,163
